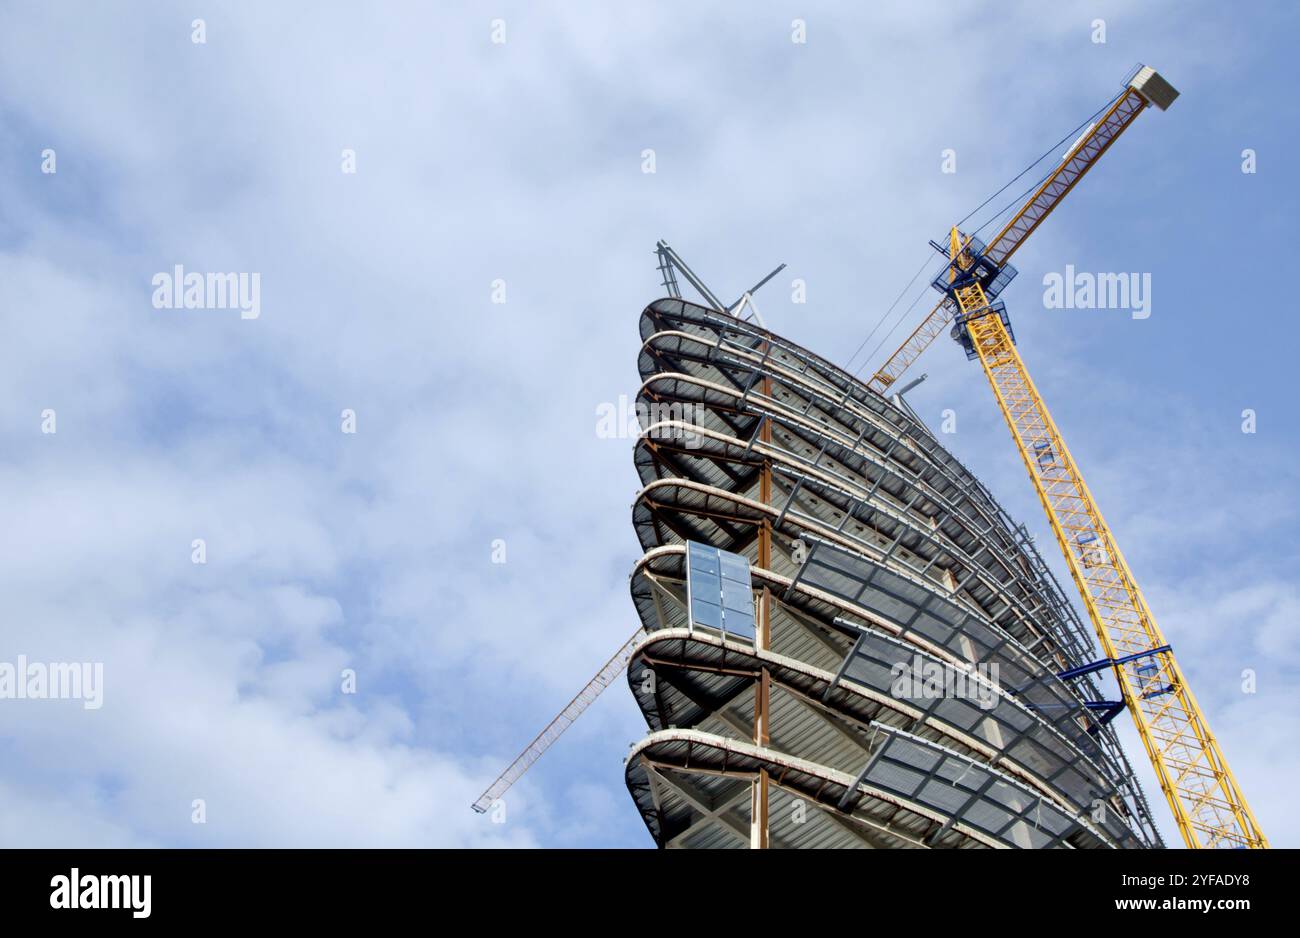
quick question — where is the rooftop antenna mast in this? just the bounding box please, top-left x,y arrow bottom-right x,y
655,240 -> 785,327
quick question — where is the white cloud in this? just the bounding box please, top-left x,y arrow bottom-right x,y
0,0 -> 1289,849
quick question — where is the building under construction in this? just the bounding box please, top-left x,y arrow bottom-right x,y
621,293 -> 1164,849
474,64 -> 1267,849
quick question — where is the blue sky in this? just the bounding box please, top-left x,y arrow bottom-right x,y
0,1 -> 1295,848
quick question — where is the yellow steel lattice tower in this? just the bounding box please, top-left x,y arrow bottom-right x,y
946,225 -> 1268,849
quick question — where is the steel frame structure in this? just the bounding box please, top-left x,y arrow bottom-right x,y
623,296 -> 1163,848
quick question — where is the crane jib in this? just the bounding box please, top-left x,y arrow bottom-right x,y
868,64 -> 1177,395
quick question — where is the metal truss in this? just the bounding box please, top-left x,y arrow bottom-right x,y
954,272 -> 1267,849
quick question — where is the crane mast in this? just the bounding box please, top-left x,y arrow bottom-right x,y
870,65 -> 1269,848
945,222 -> 1267,848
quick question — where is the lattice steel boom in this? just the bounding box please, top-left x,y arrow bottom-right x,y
945,223 -> 1267,849
471,627 -> 646,813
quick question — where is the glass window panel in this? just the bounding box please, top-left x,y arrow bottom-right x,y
721,579 -> 752,612
689,551 -> 719,576
718,552 -> 751,583
725,611 -> 755,639
691,598 -> 722,630
691,570 -> 720,598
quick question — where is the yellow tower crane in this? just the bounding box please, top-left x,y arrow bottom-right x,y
873,66 -> 1268,849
